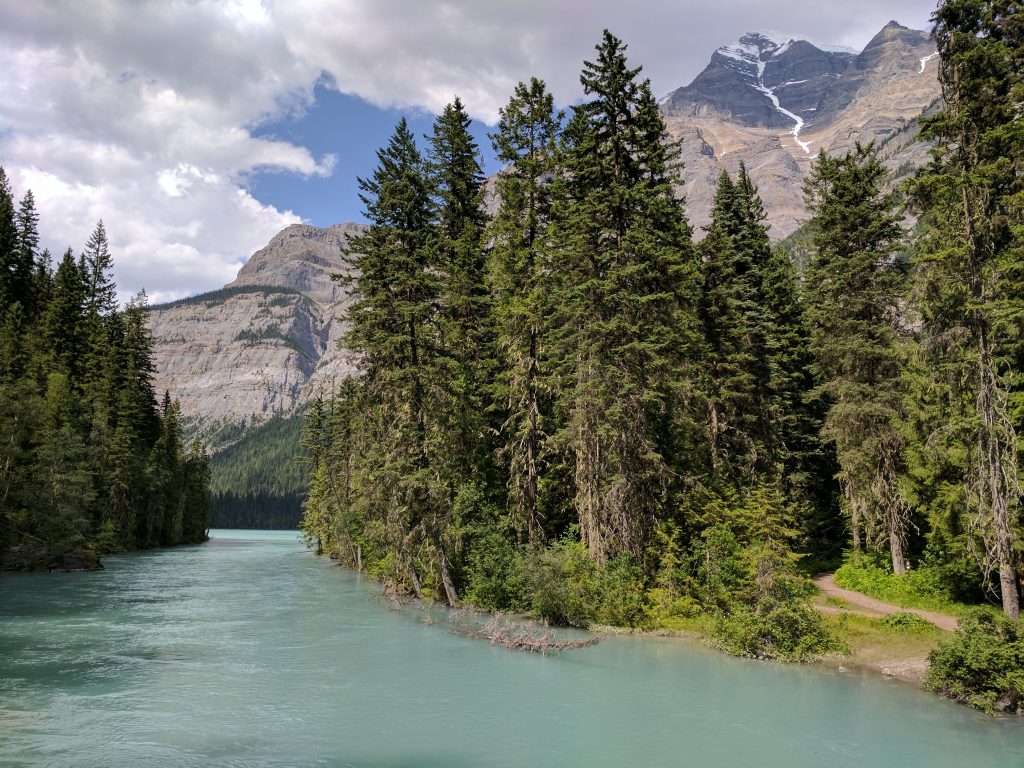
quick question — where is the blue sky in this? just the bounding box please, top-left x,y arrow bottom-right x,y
0,0 -> 936,302
247,84 -> 501,228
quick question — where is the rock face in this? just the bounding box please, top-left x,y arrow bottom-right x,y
148,223 -> 364,426
663,22 -> 940,237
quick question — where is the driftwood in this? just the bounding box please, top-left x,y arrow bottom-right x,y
463,616 -> 603,655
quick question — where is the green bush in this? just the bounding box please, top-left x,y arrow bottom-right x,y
881,612 -> 936,633
710,599 -> 846,662
592,555 -> 647,627
925,610 -> 1024,714
464,531 -> 527,612
522,539 -> 598,628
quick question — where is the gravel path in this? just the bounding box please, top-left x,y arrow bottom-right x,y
812,572 -> 959,631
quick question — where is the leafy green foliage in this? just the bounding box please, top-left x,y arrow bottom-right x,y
881,612 -> 936,633
925,611 -> 1024,713
710,599 -> 845,662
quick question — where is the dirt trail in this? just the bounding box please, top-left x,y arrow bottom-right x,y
812,572 -> 959,632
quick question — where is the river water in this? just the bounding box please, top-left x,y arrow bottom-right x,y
1,530 -> 1021,767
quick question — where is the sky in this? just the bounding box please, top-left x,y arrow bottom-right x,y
0,0 -> 938,303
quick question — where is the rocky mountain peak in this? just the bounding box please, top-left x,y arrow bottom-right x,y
661,20 -> 939,238
663,30 -> 856,132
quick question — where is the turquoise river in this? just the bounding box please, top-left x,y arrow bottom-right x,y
1,530 -> 1022,767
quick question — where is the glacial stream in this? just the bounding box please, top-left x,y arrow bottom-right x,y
1,530 -> 1021,767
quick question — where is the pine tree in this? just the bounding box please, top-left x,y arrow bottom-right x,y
426,97 -> 497,545
0,168 -> 18,312
42,248 -> 88,380
488,78 -> 563,543
907,0 -> 1023,617
803,144 -> 910,574
82,220 -> 117,317
698,167 -> 834,547
12,191 -> 39,316
549,31 -> 696,563
342,118 -> 461,603
698,171 -> 761,476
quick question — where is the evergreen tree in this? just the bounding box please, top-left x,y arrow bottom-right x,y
12,191 -> 39,316
42,248 -> 88,379
698,167 -> 834,547
549,31 -> 697,563
698,171 -> 761,476
0,168 -> 18,311
803,144 -> 910,574
82,220 -> 117,317
488,78 -> 563,543
342,118 -> 460,603
907,0 -> 1023,617
0,186 -> 209,568
426,97 -> 498,545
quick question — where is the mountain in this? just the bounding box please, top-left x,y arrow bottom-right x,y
148,223 -> 363,428
662,21 -> 939,237
149,21 -> 940,431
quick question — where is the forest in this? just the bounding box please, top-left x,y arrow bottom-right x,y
207,409 -> 306,529
300,1 -> 1023,708
0,182 -> 210,570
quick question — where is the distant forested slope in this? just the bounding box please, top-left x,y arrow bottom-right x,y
208,409 -> 307,529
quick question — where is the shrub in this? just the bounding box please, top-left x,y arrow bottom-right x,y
464,531 -> 527,612
592,555 -> 647,627
709,599 -> 846,662
925,610 -> 1024,714
881,612 -> 936,633
522,539 -> 598,628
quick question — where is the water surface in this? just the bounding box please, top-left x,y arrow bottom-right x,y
1,530 -> 1021,767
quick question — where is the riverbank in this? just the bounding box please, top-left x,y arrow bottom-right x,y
589,610 -> 943,687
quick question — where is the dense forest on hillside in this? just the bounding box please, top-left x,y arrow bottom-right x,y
0,183 -> 210,570
299,1 -> 1023,707
207,410 -> 307,529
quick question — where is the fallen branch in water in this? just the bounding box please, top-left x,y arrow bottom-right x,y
465,616 -> 603,655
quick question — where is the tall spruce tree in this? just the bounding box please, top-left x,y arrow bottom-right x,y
12,191 -> 40,317
699,167 -> 832,544
550,31 -> 696,563
426,97 -> 497,538
0,169 -> 18,312
342,118 -> 461,603
698,171 -> 762,477
907,0 -> 1023,617
82,220 -> 117,317
488,78 -> 563,543
804,144 -> 911,574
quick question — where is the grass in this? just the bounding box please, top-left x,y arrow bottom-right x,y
833,560 -> 999,620
824,612 -> 943,674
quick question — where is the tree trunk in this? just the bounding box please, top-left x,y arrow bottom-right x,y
975,321 -> 1020,619
998,560 -> 1020,621
847,487 -> 862,555
431,524 -> 459,606
526,328 -> 540,542
889,530 -> 906,575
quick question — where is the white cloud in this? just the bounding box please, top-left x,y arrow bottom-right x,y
0,0 -> 936,301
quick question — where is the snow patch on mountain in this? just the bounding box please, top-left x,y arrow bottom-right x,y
713,31 -> 817,154
752,60 -> 811,153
